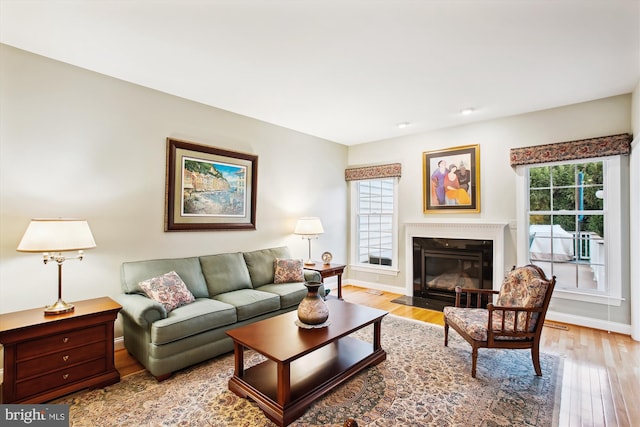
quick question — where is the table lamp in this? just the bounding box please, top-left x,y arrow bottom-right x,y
17,218 -> 96,315
294,217 -> 324,266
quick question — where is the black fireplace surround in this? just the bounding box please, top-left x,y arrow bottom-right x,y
412,237 -> 493,309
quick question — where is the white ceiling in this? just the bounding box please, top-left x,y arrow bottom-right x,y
1,1 -> 638,145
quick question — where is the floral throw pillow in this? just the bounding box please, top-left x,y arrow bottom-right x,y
497,266 -> 549,309
274,258 -> 305,284
138,271 -> 195,312
496,266 -> 550,331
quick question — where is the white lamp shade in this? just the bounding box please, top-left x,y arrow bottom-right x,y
17,219 -> 96,252
294,217 -> 324,235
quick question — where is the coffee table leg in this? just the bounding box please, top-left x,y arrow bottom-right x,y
233,341 -> 245,378
276,361 -> 291,406
373,320 -> 382,350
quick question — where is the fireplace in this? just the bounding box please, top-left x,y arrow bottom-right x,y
413,237 -> 493,307
404,220 -> 508,310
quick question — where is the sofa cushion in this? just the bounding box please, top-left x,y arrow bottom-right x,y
150,298 -> 237,345
274,258 -> 305,283
243,246 -> 291,287
255,282 -> 307,309
213,289 -> 280,321
121,257 -> 209,298
138,271 -> 195,313
200,252 -> 253,297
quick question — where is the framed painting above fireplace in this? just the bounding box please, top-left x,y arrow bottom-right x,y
423,144 -> 480,213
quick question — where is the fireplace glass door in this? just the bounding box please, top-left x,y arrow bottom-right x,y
421,249 -> 485,306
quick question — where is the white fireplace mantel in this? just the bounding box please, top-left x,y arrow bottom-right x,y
404,220 -> 508,296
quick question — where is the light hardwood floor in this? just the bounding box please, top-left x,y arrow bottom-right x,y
115,284 -> 640,426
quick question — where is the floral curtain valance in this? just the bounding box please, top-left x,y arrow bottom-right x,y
510,133 -> 632,167
345,163 -> 402,181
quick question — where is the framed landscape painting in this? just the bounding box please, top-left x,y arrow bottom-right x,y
423,144 -> 480,213
165,138 -> 258,231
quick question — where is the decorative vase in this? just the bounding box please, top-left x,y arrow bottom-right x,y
297,281 -> 329,325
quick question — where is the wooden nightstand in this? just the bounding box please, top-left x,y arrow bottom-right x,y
0,297 -> 121,403
305,262 -> 346,299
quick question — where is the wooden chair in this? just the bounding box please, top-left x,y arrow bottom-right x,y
443,264 -> 556,378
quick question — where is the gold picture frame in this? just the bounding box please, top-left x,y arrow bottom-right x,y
165,138 -> 258,231
423,144 -> 480,213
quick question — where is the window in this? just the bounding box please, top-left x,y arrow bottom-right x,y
519,156 -> 623,305
350,177 -> 398,273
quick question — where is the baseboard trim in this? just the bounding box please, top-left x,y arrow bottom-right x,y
545,310 -> 632,335
345,279 -> 405,295
114,336 -> 125,351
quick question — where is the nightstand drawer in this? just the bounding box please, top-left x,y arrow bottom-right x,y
320,270 -> 340,278
16,324 -> 106,360
15,358 -> 107,401
17,341 -> 106,380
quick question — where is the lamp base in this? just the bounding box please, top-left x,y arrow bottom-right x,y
44,299 -> 75,315
303,259 -> 316,266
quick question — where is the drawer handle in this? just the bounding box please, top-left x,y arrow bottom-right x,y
63,355 -> 69,362
62,374 -> 69,380
63,337 -> 69,343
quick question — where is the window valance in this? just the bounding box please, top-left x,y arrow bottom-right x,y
509,133 -> 632,167
345,163 -> 402,181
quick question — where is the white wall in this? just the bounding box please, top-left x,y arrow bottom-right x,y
0,45 -> 349,336
630,80 -> 639,340
348,94 -> 633,330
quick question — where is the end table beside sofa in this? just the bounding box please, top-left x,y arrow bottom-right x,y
0,297 -> 121,404
305,261 -> 346,299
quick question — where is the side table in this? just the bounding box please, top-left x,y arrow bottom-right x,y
0,297 -> 121,403
305,262 -> 346,299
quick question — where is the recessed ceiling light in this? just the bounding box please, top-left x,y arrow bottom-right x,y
396,122 -> 411,129
460,108 -> 475,116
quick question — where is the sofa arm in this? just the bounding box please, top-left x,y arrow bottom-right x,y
115,293 -> 167,328
303,269 -> 321,282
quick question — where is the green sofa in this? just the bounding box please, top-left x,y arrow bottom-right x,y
116,246 -> 321,380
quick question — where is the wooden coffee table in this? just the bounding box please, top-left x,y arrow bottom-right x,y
226,299 -> 388,427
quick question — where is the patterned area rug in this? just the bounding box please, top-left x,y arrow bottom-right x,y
54,315 -> 562,426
